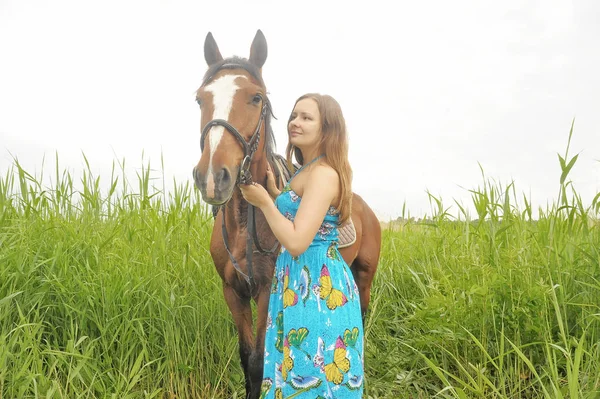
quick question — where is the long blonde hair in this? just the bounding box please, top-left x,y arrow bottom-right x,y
286,93 -> 353,224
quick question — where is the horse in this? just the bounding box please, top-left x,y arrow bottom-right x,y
192,29 -> 381,399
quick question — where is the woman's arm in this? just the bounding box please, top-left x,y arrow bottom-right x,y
241,165 -> 339,257
261,166 -> 338,256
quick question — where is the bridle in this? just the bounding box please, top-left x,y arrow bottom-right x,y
200,91 -> 270,186
199,67 -> 279,294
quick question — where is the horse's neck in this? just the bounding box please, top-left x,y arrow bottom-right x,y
251,156 -> 268,187
225,191 -> 247,228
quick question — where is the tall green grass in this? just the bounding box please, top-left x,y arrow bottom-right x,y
1,127 -> 599,398
1,155 -> 242,398
367,125 -> 600,398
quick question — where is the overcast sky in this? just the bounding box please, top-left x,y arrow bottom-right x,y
1,0 -> 599,220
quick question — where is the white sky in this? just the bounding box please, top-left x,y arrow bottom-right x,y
1,0 -> 599,220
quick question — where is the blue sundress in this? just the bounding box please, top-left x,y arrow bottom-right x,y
261,158 -> 364,398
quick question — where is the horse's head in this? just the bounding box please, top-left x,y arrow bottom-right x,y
193,30 -> 273,205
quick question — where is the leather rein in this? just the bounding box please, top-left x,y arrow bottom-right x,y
200,73 -> 279,293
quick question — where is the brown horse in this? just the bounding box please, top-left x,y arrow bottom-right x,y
192,30 -> 381,399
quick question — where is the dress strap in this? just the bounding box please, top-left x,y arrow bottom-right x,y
291,154 -> 324,178
287,154 -> 324,186
285,154 -> 323,187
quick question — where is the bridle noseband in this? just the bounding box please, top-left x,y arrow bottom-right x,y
199,73 -> 278,294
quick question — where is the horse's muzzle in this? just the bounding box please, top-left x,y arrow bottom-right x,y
193,165 -> 235,205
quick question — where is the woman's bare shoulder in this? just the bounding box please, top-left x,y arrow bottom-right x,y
311,162 -> 339,180
304,164 -> 339,200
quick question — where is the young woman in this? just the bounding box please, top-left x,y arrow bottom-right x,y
240,93 -> 364,398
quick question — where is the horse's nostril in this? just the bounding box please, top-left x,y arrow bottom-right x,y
218,167 -> 231,186
193,166 -> 205,190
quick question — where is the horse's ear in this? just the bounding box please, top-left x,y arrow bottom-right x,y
249,29 -> 268,69
204,32 -> 223,66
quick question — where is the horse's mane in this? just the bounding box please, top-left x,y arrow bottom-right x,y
202,56 -> 277,161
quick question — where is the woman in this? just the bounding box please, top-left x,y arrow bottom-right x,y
240,93 -> 364,398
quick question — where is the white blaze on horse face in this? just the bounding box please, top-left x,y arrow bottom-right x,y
203,74 -> 247,197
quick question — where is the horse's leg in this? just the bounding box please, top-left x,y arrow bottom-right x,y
248,287 -> 270,399
223,283 -> 254,398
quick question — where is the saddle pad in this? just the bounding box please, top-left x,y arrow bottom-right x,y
337,218 -> 356,248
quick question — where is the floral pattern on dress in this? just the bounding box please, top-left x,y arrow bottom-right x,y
261,162 -> 364,398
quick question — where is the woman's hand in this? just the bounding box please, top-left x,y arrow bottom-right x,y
266,164 -> 281,199
239,182 -> 272,209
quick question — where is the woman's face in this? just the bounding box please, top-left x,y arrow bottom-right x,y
288,98 -> 321,151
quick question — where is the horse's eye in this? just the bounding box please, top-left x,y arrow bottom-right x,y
252,94 -> 262,104
196,98 -> 202,106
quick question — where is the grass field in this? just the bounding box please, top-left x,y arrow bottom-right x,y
1,135 -> 599,398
